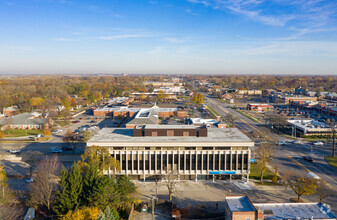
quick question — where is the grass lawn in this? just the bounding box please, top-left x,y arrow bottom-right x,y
2,129 -> 43,137
55,120 -> 69,127
250,163 -> 274,180
326,156 -> 337,169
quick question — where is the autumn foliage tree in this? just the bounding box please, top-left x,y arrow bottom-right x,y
284,173 -> 317,201
62,207 -> 101,220
256,142 -> 274,184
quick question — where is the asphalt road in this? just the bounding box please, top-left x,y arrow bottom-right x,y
204,96 -> 337,191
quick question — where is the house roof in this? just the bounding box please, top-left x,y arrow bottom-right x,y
0,113 -> 49,126
225,196 -> 256,212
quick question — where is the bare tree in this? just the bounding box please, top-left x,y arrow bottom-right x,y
315,181 -> 332,202
22,151 -> 42,177
162,172 -> 179,202
63,129 -> 83,154
223,114 -> 237,128
30,156 -> 60,212
255,142 -> 274,184
264,112 -> 288,131
0,164 -> 24,219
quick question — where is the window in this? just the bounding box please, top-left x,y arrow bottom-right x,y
186,154 -> 190,170
192,154 -> 196,170
133,154 -> 138,170
167,130 -> 174,136
246,218 -> 251,220
151,154 -> 155,171
180,154 -> 184,170
197,154 -> 202,170
139,154 -> 144,170
203,154 -> 207,170
157,154 -> 161,170
152,131 -> 157,136
183,131 -> 189,136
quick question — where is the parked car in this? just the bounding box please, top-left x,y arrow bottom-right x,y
25,177 -> 34,183
52,129 -> 62,134
89,120 -> 97,123
8,149 -> 21,154
293,140 -> 303,144
72,120 -> 80,123
51,148 -> 63,153
313,141 -> 324,146
279,141 -> 286,145
303,155 -> 313,162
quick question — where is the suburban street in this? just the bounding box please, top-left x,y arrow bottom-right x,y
203,96 -> 337,191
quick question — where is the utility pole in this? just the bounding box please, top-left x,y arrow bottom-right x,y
329,122 -> 336,157
332,125 -> 336,157
155,177 -> 158,202
152,196 -> 155,220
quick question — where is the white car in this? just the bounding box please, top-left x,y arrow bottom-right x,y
25,177 -> 34,183
51,148 -> 63,153
313,141 -> 324,146
52,129 -> 63,134
8,149 -> 21,154
279,141 -> 286,145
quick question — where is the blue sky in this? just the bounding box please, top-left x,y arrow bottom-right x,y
1,0 -> 337,75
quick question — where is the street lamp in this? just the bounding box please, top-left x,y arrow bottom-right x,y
330,122 -> 336,157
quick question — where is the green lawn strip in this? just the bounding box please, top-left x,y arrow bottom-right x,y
206,105 -> 220,119
326,156 -> 337,169
2,129 -> 43,137
250,163 -> 274,180
55,120 -> 69,127
235,109 -> 260,122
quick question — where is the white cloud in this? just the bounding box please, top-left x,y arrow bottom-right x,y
98,34 -> 157,40
187,0 -> 337,32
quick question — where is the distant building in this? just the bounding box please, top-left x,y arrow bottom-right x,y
224,195 -> 336,220
129,92 -> 177,101
93,106 -> 186,118
3,106 -> 19,117
247,104 -> 274,111
0,112 -> 53,130
143,81 -> 182,87
275,96 -> 318,104
238,89 -> 262,95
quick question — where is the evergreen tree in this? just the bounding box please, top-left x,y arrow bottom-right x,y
97,206 -> 120,220
68,162 -> 83,210
53,167 -> 71,215
117,175 -> 136,209
91,176 -> 118,209
82,162 -> 100,206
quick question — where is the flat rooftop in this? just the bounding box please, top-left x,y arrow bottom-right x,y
254,203 -> 336,219
87,127 -> 254,147
287,119 -> 331,132
225,196 -> 256,212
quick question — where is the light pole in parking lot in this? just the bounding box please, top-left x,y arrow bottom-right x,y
329,122 -> 335,157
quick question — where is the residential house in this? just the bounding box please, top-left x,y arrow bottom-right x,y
0,112 -> 53,130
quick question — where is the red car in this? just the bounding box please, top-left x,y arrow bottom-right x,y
72,120 -> 80,123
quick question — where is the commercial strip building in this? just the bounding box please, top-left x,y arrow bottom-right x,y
225,195 -> 336,220
93,106 -> 187,118
247,104 -> 274,112
87,125 -> 254,181
287,119 -> 332,136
